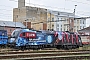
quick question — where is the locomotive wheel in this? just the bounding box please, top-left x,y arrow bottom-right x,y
21,47 -> 25,51
56,45 -> 61,49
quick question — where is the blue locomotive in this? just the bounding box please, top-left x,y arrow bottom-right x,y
8,29 -> 82,50
8,29 -> 56,49
0,30 -> 8,45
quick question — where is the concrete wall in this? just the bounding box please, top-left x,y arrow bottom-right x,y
13,7 -> 27,22
13,6 -> 47,30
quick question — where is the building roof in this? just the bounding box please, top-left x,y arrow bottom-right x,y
0,21 -> 26,28
78,26 -> 90,32
47,9 -> 82,18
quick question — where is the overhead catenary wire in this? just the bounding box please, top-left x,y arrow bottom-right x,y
32,19 -> 70,24
66,0 -> 90,5
0,12 -> 12,16
0,17 -> 12,20
0,14 -> 12,18
0,4 -> 14,8
0,9 -> 12,12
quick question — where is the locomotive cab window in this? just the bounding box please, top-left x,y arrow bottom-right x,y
22,32 -> 25,36
11,31 -> 20,38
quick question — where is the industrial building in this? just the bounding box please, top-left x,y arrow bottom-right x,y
13,0 -> 86,32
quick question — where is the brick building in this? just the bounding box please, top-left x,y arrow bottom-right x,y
0,21 -> 25,36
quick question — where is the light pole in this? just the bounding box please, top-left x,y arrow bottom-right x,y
74,5 -> 77,20
72,5 -> 77,32
15,15 -> 18,29
50,12 -> 51,31
3,23 -> 5,30
56,12 -> 60,31
29,0 -> 30,5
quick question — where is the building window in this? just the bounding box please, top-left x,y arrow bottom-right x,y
57,24 -> 59,27
48,18 -> 50,22
83,20 -> 84,24
58,12 -> 60,15
75,20 -> 77,23
10,29 -> 12,32
57,18 -> 59,21
52,25 -> 54,27
61,28 -> 62,31
64,28 -> 65,31
80,26 -> 82,29
52,18 -> 54,21
70,19 -> 72,23
61,25 -> 62,27
67,19 -> 69,23
77,26 -> 78,29
61,18 -> 62,20
15,15 -> 18,18
80,20 -> 82,24
71,20 -> 73,22
74,20 -> 76,23
83,26 -> 84,29
77,20 -> 79,23
57,28 -> 59,31
74,26 -> 76,28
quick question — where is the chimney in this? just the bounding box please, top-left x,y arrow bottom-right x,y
18,0 -> 25,8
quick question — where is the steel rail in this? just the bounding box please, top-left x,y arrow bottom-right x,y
0,50 -> 90,59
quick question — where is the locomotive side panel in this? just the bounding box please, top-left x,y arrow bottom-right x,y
0,30 -> 8,45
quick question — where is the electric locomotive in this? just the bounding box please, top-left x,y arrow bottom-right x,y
0,30 -> 8,46
54,31 -> 83,49
8,29 -> 82,50
8,29 -> 57,49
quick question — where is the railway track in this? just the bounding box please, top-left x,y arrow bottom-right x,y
0,49 -> 90,59
0,48 -> 90,54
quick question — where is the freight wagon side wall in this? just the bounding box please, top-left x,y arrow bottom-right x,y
80,35 -> 90,45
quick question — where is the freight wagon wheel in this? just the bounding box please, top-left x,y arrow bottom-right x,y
21,47 -> 25,51
4,45 -> 8,48
69,46 -> 73,49
32,46 -> 38,50
14,46 -> 22,50
63,45 -> 69,50
0,45 -> 5,49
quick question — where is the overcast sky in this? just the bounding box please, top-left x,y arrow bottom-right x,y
0,0 -> 90,26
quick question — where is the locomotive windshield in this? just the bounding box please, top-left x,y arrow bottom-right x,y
11,29 -> 21,38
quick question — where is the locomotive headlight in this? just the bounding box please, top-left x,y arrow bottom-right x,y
9,38 -> 15,43
34,42 -> 37,45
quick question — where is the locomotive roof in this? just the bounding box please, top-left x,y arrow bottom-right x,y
39,30 -> 55,34
0,30 -> 7,32
65,31 -> 75,34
